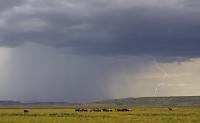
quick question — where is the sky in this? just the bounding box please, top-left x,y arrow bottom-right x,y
0,0 -> 200,102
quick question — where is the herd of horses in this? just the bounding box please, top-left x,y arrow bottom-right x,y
23,107 -> 173,113
75,108 -> 132,112
75,107 -> 173,112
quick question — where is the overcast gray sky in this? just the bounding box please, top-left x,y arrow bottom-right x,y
0,0 -> 200,102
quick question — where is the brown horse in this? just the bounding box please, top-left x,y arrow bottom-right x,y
90,109 -> 101,112
24,109 -> 29,113
116,108 -> 131,112
75,109 -> 88,112
168,107 -> 173,111
102,109 -> 112,112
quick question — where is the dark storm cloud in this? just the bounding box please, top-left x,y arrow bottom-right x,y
181,0 -> 200,8
0,43 -> 152,102
0,0 -> 25,11
0,0 -> 200,58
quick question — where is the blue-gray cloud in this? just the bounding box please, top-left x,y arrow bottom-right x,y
1,0 -> 200,102
0,0 -> 200,58
0,0 -> 25,11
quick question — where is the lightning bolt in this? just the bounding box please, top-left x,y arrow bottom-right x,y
150,56 -> 169,97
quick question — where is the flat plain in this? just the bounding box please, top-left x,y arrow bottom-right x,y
0,107 -> 200,123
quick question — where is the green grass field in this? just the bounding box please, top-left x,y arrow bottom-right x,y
0,107 -> 200,123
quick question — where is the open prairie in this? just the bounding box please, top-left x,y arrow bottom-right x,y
0,107 -> 200,123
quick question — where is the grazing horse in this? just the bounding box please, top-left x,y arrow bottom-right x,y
116,108 -> 131,112
168,107 -> 173,111
75,109 -> 81,112
90,109 -> 101,112
82,109 -> 88,112
102,109 -> 112,112
75,109 -> 88,112
24,109 -> 29,113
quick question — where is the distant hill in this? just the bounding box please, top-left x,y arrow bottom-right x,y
92,96 -> 200,107
0,101 -> 22,106
1,96 -> 200,107
0,101 -> 77,107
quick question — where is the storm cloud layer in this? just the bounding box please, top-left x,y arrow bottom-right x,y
0,0 -> 200,102
1,43 -> 200,102
0,0 -> 200,58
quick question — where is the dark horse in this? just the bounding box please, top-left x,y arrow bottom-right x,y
116,108 -> 131,112
24,109 -> 29,113
75,108 -> 88,112
168,107 -> 173,111
90,109 -> 102,112
102,109 -> 112,112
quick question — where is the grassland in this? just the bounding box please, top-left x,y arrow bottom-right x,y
0,107 -> 200,123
